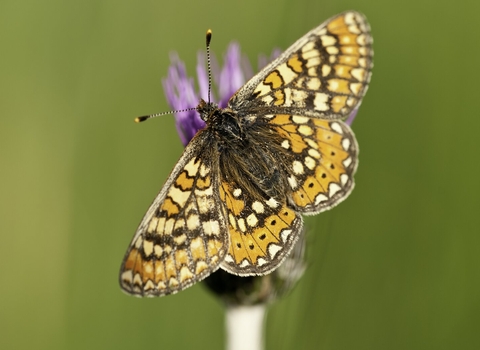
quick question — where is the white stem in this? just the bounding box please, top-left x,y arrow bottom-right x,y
225,305 -> 267,350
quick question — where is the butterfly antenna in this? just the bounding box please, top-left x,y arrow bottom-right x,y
206,29 -> 213,105
135,107 -> 196,123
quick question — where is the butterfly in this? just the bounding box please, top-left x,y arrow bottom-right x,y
120,11 -> 373,297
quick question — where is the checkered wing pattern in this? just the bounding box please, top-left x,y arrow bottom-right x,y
230,11 -> 373,120
119,133 -> 228,296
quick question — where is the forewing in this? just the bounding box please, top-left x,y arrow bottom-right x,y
267,114 -> 358,214
219,181 -> 303,276
119,133 -> 228,296
229,11 -> 373,120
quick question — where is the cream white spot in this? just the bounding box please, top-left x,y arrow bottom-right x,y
252,201 -> 265,214
168,278 -> 179,288
288,175 -> 298,189
302,41 -> 315,53
293,160 -> 305,174
163,245 -> 172,254
277,64 -> 297,84
268,244 -> 282,259
315,194 -> 328,204
330,122 -> 343,134
303,49 -> 320,60
196,196 -> 211,214
168,186 -> 190,207
246,213 -> 258,227
202,220 -> 220,235
348,25 -> 361,35
326,46 -> 339,55
318,28 -> 327,35
281,139 -> 290,149
180,266 -> 193,281
314,93 -> 329,111
157,281 -> 166,290
357,34 -> 367,45
344,12 -> 355,25
281,229 -> 292,243
144,280 -> 155,291
238,218 -> 246,233
133,273 -> 142,285
290,89 -> 308,107
154,245 -> 163,258
121,271 -> 133,284
340,174 -> 349,185
195,261 -> 208,274
199,164 -> 209,177
308,67 -> 317,76
306,77 -> 321,90
184,158 -> 200,177
346,97 -> 357,106
358,57 -> 367,68
229,213 -> 237,229
143,240 -> 153,256
329,55 -> 337,64
266,197 -> 279,208
186,214 -> 200,230
329,183 -> 342,197
190,238 -> 203,250
321,35 -> 336,46
308,148 -> 321,159
359,47 -> 368,56
350,83 -> 362,95
304,156 -> 316,170
174,219 -> 185,230
342,138 -> 351,150
148,217 -> 158,233
257,258 -> 267,266
322,65 -> 331,77
306,138 -> 319,149
233,188 -> 242,197
261,95 -> 274,105
224,254 -> 234,264
174,234 -> 186,245
306,57 -> 321,68
343,157 -> 352,168
254,82 -> 271,96
240,259 -> 251,268
292,115 -> 309,124
298,125 -> 313,136
351,68 -> 365,81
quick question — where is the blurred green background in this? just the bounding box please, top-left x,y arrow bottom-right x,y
1,0 -> 479,349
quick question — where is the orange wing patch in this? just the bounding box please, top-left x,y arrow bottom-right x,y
219,181 -> 303,276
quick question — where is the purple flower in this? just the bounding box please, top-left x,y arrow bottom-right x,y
162,42 -> 281,146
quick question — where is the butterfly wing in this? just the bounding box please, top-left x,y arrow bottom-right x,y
119,132 -> 228,296
219,180 -> 303,276
229,11 -> 373,120
266,114 -> 358,214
